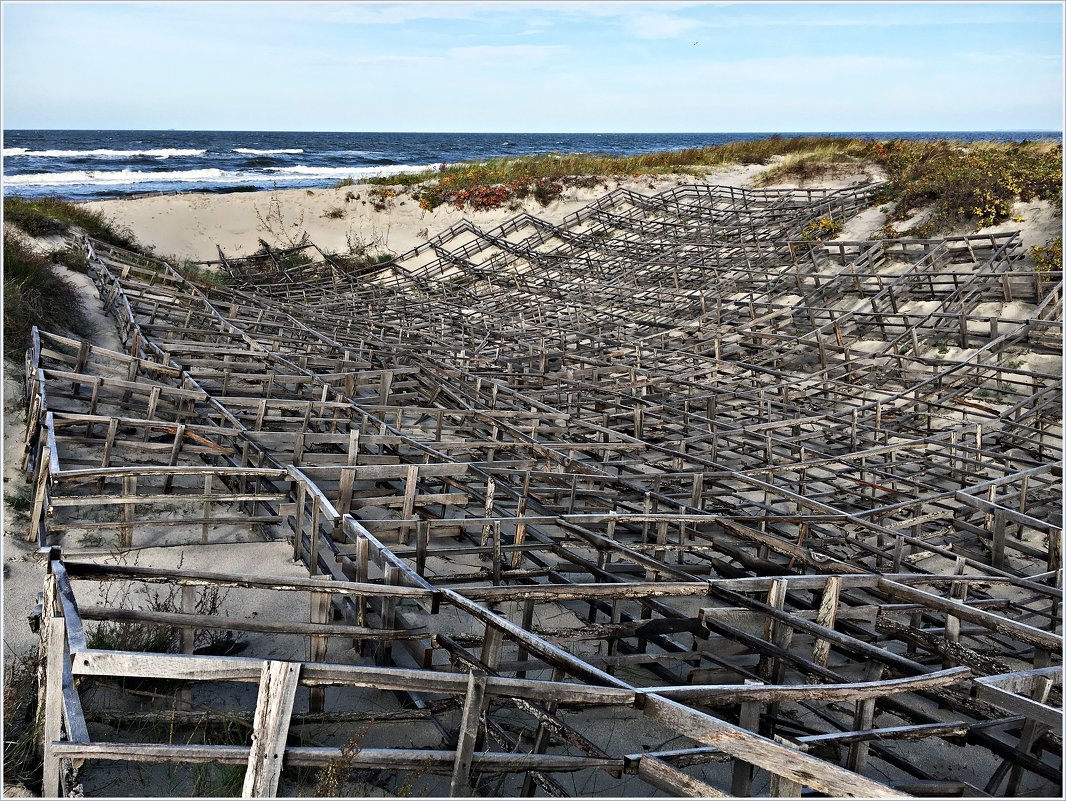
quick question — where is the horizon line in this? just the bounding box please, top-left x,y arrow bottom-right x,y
4,128 -> 1063,135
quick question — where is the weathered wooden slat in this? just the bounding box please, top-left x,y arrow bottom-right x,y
642,695 -> 909,798
634,754 -> 728,797
50,742 -> 623,772
242,661 -> 301,797
647,666 -> 969,704
77,605 -> 423,640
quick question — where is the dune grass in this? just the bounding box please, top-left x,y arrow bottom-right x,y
4,196 -> 138,249
750,140 -> 876,186
377,135 -> 879,209
368,135 -> 1061,236
4,233 -> 88,358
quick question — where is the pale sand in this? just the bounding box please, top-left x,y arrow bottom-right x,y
82,159 -> 1059,265
4,164 -> 1062,796
81,165 -> 771,262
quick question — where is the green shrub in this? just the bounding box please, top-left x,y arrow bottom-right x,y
368,187 -> 396,211
874,139 -> 1062,231
377,137 -> 1062,227
1031,237 -> 1062,272
801,216 -> 844,241
3,233 -> 88,358
4,196 -> 138,249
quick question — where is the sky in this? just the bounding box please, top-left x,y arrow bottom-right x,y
1,1 -> 1062,132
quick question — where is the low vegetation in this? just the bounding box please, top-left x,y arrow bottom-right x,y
49,244 -> 89,273
801,215 -> 844,241
875,139 -> 1062,233
365,137 -> 1061,239
1031,237 -> 1063,272
253,241 -> 315,270
4,196 -> 138,249
3,196 -> 141,358
3,234 -> 88,358
3,647 -> 44,792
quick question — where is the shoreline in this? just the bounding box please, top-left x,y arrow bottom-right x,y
78,164 -> 782,263
5,131 -> 1060,208
6,171 -> 1062,798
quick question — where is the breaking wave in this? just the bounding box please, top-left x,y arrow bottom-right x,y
3,148 -> 207,158
4,163 -> 441,188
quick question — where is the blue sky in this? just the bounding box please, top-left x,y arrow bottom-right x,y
2,1 -> 1062,132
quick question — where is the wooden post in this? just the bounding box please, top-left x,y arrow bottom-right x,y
769,735 -> 807,797
26,452 -> 49,543
416,521 -> 429,576
450,671 -> 488,797
991,509 -> 1007,570
811,576 -> 841,672
42,614 -> 67,799
241,661 -> 301,798
292,479 -> 306,564
309,588 -> 331,713
731,678 -> 764,796
846,663 -> 885,773
399,464 -> 419,545
201,473 -> 213,546
121,475 -> 136,548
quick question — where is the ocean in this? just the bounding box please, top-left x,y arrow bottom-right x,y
2,129 -> 1060,201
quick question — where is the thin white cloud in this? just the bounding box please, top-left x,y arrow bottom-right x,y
448,44 -> 567,63
624,11 -> 702,40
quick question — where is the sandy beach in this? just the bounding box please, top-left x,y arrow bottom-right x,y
4,0 -> 1062,794
81,164 -> 777,263
5,155 -> 1063,798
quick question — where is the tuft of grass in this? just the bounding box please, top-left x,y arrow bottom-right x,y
4,233 -> 88,358
4,196 -> 138,249
367,186 -> 396,211
322,207 -> 346,220
326,249 -> 394,272
240,239 -> 317,275
86,581 -> 243,656
172,258 -> 231,288
3,646 -> 44,792
314,725 -> 371,796
78,531 -> 106,548
752,144 -> 871,186
332,177 -> 357,188
49,244 -> 90,273
4,491 -> 33,513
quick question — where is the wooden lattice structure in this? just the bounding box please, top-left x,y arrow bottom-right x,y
23,181 -> 1062,797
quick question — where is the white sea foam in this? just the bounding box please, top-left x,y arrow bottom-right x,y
4,168 -> 228,186
3,148 -> 206,158
233,148 -> 304,155
4,163 -> 440,188
272,164 -> 433,176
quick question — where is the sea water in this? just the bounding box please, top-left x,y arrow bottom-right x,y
2,129 -> 1059,200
